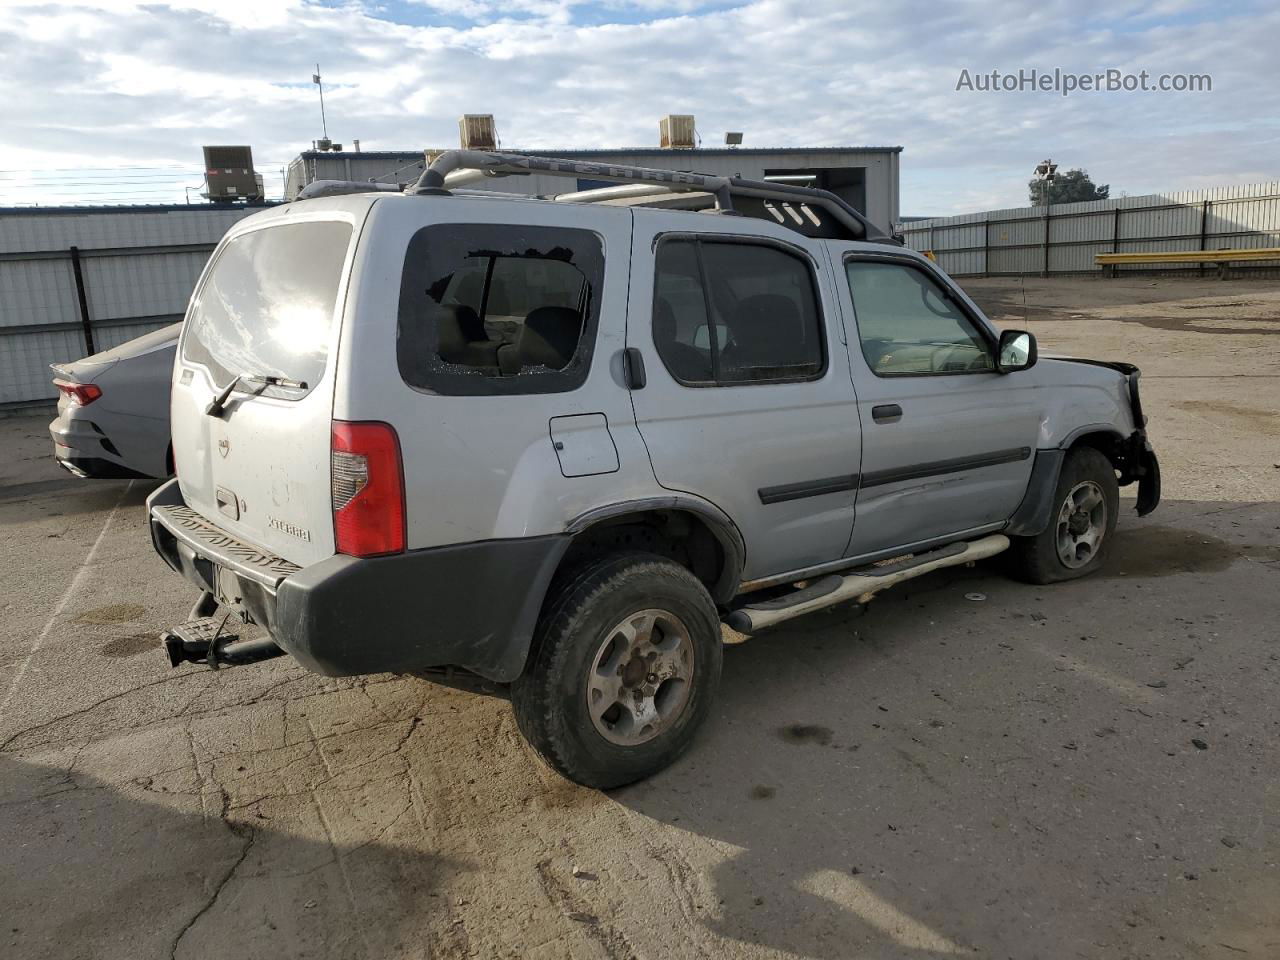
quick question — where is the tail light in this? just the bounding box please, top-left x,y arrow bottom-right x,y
331,420 -> 405,557
54,379 -> 102,406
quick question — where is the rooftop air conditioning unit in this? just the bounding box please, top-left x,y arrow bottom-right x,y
459,115 -> 498,150
201,145 -> 260,201
660,115 -> 696,149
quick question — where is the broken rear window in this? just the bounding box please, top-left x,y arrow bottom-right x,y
397,223 -> 604,396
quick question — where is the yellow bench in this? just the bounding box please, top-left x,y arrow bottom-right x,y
1096,247 -> 1280,278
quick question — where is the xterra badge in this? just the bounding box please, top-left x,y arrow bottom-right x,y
268,517 -> 312,542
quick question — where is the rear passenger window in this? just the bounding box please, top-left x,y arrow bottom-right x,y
397,224 -> 604,395
652,237 -> 825,386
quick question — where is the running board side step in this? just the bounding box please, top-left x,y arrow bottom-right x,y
724,534 -> 1010,635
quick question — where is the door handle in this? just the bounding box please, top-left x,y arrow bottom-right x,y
872,403 -> 903,424
623,347 -> 647,389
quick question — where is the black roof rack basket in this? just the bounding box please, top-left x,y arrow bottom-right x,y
409,149 -> 894,243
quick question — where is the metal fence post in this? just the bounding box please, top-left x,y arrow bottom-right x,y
983,216 -> 990,276
68,246 -> 95,356
1042,207 -> 1051,277
1198,199 -> 1210,277
1108,205 -> 1122,278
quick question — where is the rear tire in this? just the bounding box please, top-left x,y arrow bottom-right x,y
1007,446 -> 1119,584
511,553 -> 722,789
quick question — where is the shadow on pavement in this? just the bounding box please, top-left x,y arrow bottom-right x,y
0,754 -> 470,960
0,478 -> 159,525
613,500 -> 1280,958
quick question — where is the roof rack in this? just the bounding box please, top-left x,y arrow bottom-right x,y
409,149 -> 894,243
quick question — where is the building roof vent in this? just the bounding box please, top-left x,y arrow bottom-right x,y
659,115 -> 696,149
459,114 -> 498,151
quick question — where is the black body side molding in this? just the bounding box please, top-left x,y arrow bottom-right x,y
861,447 -> 1032,489
758,474 -> 860,505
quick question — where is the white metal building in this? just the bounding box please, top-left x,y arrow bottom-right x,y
285,146 -> 903,229
0,204 -> 264,408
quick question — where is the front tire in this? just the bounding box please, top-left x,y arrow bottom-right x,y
511,553 -> 722,789
1007,446 -> 1119,584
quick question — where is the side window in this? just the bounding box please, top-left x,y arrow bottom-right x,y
845,260 -> 994,376
652,238 -> 825,386
397,224 -> 603,396
652,240 -> 713,382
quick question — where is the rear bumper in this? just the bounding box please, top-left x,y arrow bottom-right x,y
55,455 -> 153,480
147,479 -> 570,681
50,411 -> 160,480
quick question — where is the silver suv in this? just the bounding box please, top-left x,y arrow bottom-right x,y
149,151 -> 1160,787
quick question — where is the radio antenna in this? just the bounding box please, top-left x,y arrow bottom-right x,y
312,64 -> 328,139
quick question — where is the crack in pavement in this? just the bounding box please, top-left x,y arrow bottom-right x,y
0,673 -> 208,752
1,674 -> 419,756
168,726 -> 257,960
304,716 -> 370,954
168,823 -> 257,960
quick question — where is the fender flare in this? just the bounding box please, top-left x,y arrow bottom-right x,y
565,495 -> 746,603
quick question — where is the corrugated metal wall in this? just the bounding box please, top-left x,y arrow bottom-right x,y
0,205 -> 261,406
901,182 -> 1280,277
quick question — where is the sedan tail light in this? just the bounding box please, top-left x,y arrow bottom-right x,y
331,420 -> 405,557
53,379 -> 102,406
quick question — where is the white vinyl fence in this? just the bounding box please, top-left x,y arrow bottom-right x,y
899,182 -> 1280,278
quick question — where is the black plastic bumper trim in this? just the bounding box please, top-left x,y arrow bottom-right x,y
147,480 -> 572,683
1133,438 -> 1161,516
274,535 -> 571,681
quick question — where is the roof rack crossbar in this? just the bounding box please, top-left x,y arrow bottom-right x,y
413,149 -> 734,211
408,150 -> 889,241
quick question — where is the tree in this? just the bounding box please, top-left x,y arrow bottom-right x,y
1028,168 -> 1110,205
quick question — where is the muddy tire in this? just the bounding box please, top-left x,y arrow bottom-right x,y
1007,446 -> 1119,584
511,552 -> 722,789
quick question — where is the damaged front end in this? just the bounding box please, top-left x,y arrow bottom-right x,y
1060,358 -> 1162,516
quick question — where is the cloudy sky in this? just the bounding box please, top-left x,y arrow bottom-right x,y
1,0 -> 1276,216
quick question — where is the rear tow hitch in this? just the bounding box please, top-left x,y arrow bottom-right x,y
161,594 -> 285,670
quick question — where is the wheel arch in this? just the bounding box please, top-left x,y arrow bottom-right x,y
563,497 -> 746,604
1007,429 -> 1127,538
1062,426 -> 1128,468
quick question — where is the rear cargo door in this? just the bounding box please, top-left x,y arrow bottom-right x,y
171,214 -> 360,566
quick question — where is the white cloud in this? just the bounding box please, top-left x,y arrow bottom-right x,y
1,0 -> 1276,215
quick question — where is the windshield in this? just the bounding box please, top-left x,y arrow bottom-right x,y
183,220 -> 353,396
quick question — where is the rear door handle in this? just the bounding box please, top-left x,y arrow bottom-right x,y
872,403 -> 903,424
623,347 -> 647,389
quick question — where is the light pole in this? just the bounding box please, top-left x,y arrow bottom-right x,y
1033,159 -> 1058,208
1033,160 -> 1058,278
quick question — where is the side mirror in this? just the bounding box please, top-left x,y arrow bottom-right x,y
997,330 -> 1037,373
